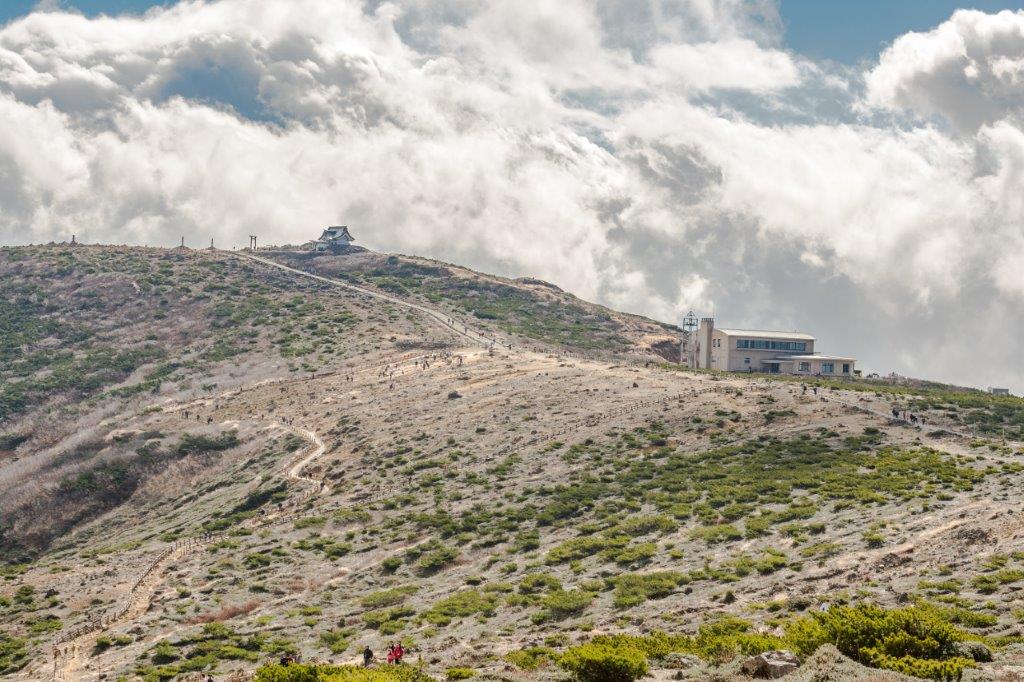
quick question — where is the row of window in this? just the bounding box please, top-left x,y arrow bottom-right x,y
746,360 -> 851,374
735,339 -> 808,351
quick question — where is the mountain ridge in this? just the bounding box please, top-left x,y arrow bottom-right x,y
0,244 -> 1023,682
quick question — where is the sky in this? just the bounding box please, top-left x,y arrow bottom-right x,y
0,1 -> 1023,393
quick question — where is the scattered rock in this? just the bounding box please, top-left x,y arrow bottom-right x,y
955,528 -> 992,544
876,551 -> 912,570
740,650 -> 800,678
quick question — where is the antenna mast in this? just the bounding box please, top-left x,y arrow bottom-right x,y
680,310 -> 699,367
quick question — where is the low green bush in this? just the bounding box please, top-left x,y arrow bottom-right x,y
255,663 -> 434,681
504,646 -> 557,670
0,634 -> 28,674
361,586 -> 418,608
784,603 -> 976,680
423,589 -> 497,626
417,546 -> 459,574
518,573 -> 562,594
565,603 -> 983,681
558,641 -> 647,682
541,589 -> 594,619
612,572 -> 685,608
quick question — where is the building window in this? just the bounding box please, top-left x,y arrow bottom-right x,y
736,339 -> 807,352
799,362 -> 810,372
744,357 -> 751,364
842,363 -> 850,374
821,362 -> 834,373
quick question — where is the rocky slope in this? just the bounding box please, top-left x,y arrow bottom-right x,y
0,244 -> 1023,682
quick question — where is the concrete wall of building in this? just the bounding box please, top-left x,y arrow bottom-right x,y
789,358 -> 855,376
721,334 -> 814,372
727,346 -> 791,371
698,318 -> 714,369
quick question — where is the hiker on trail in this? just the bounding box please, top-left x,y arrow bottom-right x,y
801,385 -> 807,394
387,643 -> 396,664
395,642 -> 405,664
892,407 -> 899,418
363,646 -> 374,667
812,387 -> 818,395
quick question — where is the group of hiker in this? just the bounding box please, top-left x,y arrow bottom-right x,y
892,407 -> 925,424
180,409 -> 214,424
362,642 -> 405,667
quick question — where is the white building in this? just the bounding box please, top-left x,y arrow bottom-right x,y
691,317 -> 855,377
314,226 -> 353,251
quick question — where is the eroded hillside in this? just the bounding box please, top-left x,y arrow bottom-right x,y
1,245 -> 1023,682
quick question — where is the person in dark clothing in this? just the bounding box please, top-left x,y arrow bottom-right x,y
363,646 -> 374,667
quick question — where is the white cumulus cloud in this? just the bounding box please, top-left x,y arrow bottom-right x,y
0,0 -> 1022,392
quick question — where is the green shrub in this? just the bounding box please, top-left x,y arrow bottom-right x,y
423,589 -> 498,626
784,603 -> 976,680
254,663 -> 434,681
612,572 -> 685,608
361,586 -> 418,608
0,633 -> 28,674
605,542 -> 656,565
689,525 -> 742,545
518,573 -> 562,594
504,646 -> 557,670
537,589 -> 594,621
417,546 -> 459,574
362,606 -> 415,631
445,668 -> 475,679
546,536 -> 626,564
558,641 -> 648,682
319,629 -> 350,654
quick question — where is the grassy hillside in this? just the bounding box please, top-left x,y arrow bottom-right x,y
262,250 -> 682,357
0,245 -> 1023,682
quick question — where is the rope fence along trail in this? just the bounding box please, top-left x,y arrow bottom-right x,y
233,252 -> 499,350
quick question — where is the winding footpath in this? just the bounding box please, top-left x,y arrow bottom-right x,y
45,423 -> 330,682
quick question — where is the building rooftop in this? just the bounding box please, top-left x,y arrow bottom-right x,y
716,328 -> 815,341
774,354 -> 856,362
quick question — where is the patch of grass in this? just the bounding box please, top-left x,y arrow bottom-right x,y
612,572 -> 687,608
423,589 -> 498,627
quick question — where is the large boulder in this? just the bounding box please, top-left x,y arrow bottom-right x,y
741,650 -> 801,679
